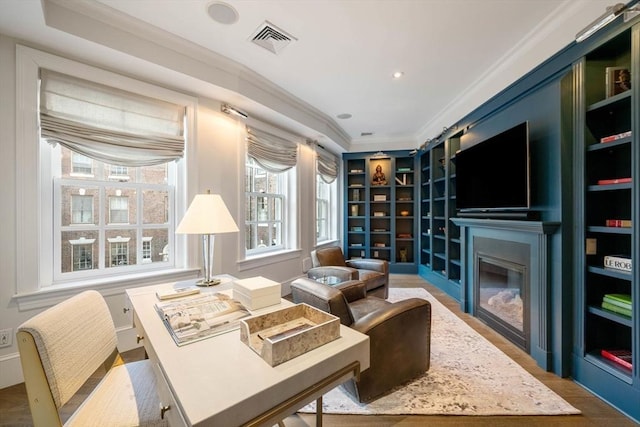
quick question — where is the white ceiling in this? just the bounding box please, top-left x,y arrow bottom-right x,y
0,0 -> 615,152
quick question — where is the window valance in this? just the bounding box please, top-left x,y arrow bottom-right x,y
316,147 -> 339,183
39,69 -> 186,167
246,125 -> 298,173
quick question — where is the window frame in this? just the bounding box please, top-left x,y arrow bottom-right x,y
15,45 -> 198,304
244,157 -> 290,256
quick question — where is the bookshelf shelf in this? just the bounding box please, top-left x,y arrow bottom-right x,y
573,24 -> 638,419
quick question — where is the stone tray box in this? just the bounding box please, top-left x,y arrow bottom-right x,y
233,276 -> 281,310
240,304 -> 340,366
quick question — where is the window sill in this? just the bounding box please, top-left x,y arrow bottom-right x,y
238,248 -> 302,271
14,268 -> 200,311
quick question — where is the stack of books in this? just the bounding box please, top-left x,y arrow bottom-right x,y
601,293 -> 632,317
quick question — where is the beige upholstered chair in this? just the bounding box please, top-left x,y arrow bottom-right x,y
17,290 -> 168,427
290,277 -> 431,403
308,246 -> 389,298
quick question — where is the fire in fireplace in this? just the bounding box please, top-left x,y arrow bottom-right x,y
473,238 -> 530,351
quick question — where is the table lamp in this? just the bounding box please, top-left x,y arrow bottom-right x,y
176,191 -> 239,286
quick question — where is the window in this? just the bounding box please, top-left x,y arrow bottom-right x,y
109,237 -> 130,266
315,148 -> 339,244
15,45 -> 196,295
72,153 -> 93,175
57,147 -> 174,275
71,194 -> 93,224
109,165 -> 129,181
243,125 -> 299,258
70,238 -> 94,271
316,177 -> 330,242
109,195 -> 129,224
245,158 -> 286,254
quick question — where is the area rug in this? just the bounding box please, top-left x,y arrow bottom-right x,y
299,287 -> 581,416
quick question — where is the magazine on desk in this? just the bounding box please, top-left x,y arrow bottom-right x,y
155,292 -> 251,346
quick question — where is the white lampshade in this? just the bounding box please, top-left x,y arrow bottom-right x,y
176,193 -> 239,235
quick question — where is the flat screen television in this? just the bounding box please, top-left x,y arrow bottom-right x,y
456,121 -> 530,213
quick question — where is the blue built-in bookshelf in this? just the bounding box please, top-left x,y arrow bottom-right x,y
343,150 -> 418,274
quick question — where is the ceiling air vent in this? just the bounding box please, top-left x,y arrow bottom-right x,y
251,21 -> 296,55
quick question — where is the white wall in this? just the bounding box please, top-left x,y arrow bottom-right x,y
0,34 -> 337,389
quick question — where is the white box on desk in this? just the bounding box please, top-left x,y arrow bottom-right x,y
233,276 -> 281,310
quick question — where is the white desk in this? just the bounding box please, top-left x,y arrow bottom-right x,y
126,279 -> 369,426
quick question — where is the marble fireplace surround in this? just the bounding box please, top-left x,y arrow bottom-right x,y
452,218 -> 560,371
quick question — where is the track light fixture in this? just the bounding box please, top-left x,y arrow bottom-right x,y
575,3 -> 632,42
221,103 -> 248,118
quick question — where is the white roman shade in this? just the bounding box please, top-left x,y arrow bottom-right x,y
316,147 -> 339,183
246,125 -> 298,173
39,69 -> 186,167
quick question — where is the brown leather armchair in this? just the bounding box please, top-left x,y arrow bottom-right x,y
290,277 -> 431,403
308,246 -> 389,298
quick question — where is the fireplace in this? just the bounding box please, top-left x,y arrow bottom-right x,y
451,218 -> 560,373
476,253 -> 529,351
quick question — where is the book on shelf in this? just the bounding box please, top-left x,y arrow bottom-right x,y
603,293 -> 632,309
600,130 -> 632,143
373,194 -> 387,201
605,219 -> 632,228
597,177 -> 631,185
373,211 -> 385,217
397,167 -> 412,172
601,301 -> 632,317
349,169 -> 364,173
397,233 -> 412,238
373,242 -> 386,247
155,292 -> 251,346
600,349 -> 632,370
603,255 -> 632,272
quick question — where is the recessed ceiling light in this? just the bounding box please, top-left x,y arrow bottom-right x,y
207,2 -> 239,25
392,71 -> 404,79
337,113 -> 352,119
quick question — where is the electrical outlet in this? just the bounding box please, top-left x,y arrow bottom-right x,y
0,328 -> 13,348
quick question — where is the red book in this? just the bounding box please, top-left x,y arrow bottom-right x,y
600,130 -> 632,143
605,219 -> 632,227
601,349 -> 632,370
597,177 -> 632,185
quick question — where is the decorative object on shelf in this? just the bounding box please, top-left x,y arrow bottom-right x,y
400,210 -> 410,216
395,173 -> 407,185
399,248 -> 408,263
372,164 -> 388,185
176,191 -> 239,286
373,194 -> 387,201
351,204 -> 359,216
606,66 -> 631,97
352,188 -> 360,201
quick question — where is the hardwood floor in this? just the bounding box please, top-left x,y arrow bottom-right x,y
1,274 -> 637,426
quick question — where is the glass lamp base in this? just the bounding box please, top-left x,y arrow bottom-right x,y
196,278 -> 222,287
